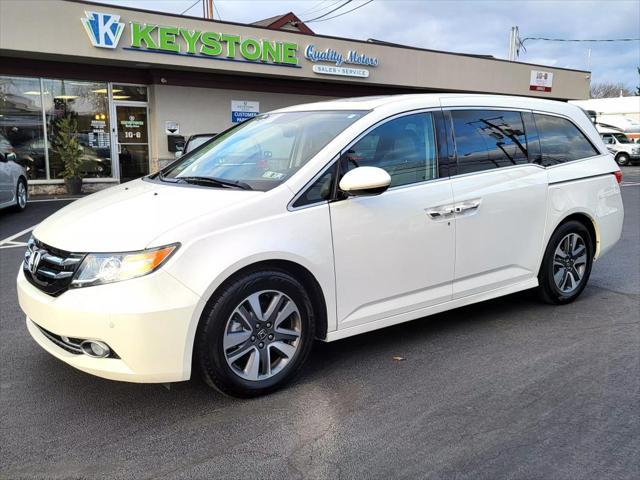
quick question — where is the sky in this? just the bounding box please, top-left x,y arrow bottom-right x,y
95,0 -> 640,91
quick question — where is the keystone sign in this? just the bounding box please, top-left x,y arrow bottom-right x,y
81,11 -> 299,67
80,11 -> 379,76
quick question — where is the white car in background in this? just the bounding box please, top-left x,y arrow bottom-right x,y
17,94 -> 623,397
600,131 -> 640,165
0,147 -> 28,212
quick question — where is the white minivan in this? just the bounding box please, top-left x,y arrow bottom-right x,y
18,94 -> 624,397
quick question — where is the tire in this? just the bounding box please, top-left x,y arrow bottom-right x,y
11,178 -> 27,212
195,269 -> 316,398
615,153 -> 630,166
537,220 -> 594,305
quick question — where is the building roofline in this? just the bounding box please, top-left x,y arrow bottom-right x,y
66,0 -> 590,74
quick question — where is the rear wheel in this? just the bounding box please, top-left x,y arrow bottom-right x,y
12,178 -> 27,212
538,220 -> 594,304
615,153 -> 630,166
196,269 -> 315,398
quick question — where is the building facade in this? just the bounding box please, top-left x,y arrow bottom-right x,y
0,0 -> 591,193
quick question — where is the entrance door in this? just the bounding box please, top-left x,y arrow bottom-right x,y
115,104 -> 150,182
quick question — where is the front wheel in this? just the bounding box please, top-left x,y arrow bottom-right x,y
195,270 -> 315,398
537,221 -> 594,304
615,153 -> 630,166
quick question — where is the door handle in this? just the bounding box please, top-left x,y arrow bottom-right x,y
425,206 -> 455,219
454,199 -> 482,215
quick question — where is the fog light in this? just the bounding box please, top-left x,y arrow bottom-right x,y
80,340 -> 111,358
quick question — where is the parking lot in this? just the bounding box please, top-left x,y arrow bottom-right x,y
1,168 -> 638,480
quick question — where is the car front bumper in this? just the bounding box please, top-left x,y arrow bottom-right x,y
17,268 -> 202,383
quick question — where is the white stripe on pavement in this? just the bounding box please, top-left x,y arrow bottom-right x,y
0,241 -> 29,250
0,225 -> 36,246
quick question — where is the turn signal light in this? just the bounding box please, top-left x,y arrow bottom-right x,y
613,171 -> 622,184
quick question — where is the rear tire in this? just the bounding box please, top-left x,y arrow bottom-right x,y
615,153 -> 630,166
537,220 -> 594,305
195,269 -> 315,398
11,178 -> 27,212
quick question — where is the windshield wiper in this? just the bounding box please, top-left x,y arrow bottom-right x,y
177,176 -> 253,190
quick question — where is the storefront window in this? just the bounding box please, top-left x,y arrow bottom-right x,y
112,84 -> 147,102
43,79 -> 112,179
0,76 -> 47,179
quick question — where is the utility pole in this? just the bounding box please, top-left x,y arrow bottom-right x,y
202,0 -> 214,19
508,26 -> 519,61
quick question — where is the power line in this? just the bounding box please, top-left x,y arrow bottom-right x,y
304,0 -> 352,22
306,0 -> 374,23
302,0 -> 345,16
513,32 -> 640,59
212,0 -> 222,20
522,36 -> 640,44
179,0 -> 200,15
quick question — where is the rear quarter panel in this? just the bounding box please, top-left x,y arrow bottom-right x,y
544,154 -> 623,262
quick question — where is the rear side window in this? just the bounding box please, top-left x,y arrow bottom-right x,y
451,110 -> 528,174
533,113 -> 599,165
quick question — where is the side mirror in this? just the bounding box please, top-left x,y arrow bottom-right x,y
0,152 -> 16,162
339,166 -> 391,196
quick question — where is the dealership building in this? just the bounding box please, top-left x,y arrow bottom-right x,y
0,0 -> 591,194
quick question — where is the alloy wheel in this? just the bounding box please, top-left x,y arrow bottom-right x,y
553,233 -> 588,294
17,182 -> 27,209
223,290 -> 302,381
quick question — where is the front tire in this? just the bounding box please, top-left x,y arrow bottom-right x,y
537,220 -> 594,305
195,269 -> 316,398
615,153 -> 630,166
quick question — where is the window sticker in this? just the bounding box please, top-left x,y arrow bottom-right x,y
262,171 -> 286,179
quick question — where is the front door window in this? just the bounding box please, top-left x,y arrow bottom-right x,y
115,105 -> 149,182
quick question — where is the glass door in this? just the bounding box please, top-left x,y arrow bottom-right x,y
115,104 -> 149,182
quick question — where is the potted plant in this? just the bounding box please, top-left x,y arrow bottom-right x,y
52,115 -> 85,195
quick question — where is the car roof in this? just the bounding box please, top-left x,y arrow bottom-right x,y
273,93 -> 580,116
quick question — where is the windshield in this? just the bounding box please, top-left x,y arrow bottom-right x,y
613,133 -> 632,143
162,110 -> 367,191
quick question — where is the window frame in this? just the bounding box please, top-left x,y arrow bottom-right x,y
447,107 -> 530,174
530,110 -> 603,166
288,108 -> 446,211
443,106 -> 604,178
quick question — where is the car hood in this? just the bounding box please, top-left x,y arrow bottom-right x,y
33,179 -> 261,252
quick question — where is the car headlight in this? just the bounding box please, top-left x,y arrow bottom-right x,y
71,244 -> 179,288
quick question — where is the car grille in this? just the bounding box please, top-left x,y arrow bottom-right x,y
23,237 -> 85,296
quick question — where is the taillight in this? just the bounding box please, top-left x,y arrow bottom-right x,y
613,170 -> 622,184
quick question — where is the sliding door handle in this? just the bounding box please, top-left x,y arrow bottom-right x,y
425,206 -> 455,219
454,199 -> 482,214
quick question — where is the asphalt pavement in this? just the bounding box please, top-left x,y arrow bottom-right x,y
1,169 -> 639,480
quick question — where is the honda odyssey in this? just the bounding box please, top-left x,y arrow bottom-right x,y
18,94 -> 624,397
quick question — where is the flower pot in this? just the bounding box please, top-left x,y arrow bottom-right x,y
64,177 -> 82,195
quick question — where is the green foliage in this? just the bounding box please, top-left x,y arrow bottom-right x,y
51,115 -> 85,180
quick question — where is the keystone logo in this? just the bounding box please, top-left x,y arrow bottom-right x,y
82,11 -> 124,49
